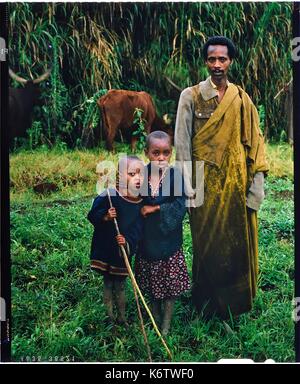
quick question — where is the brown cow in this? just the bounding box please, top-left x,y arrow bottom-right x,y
97,89 -> 173,151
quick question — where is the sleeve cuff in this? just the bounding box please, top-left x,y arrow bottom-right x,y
246,172 -> 265,211
246,196 -> 261,211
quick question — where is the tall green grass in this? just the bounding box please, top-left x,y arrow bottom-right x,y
9,2 -> 292,147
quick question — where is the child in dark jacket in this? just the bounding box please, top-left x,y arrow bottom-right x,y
135,131 -> 190,335
87,155 -> 144,325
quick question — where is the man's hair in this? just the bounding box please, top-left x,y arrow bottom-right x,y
145,130 -> 171,150
202,36 -> 236,60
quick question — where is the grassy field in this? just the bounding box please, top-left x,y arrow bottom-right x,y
10,143 -> 294,362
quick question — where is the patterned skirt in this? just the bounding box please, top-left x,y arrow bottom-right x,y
135,249 -> 191,300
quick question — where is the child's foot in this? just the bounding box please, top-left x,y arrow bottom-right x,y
161,325 -> 170,336
104,315 -> 115,327
116,318 -> 130,328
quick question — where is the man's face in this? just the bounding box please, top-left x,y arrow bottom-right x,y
205,45 -> 232,79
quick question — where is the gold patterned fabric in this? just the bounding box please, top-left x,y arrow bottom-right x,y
190,82 -> 268,318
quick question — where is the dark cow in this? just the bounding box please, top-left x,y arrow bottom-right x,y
97,89 -> 173,151
9,68 -> 51,145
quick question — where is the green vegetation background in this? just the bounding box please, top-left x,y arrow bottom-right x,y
9,2 -> 292,148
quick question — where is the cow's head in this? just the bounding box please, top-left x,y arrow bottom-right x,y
8,68 -> 51,143
9,68 -> 51,103
9,68 -> 51,85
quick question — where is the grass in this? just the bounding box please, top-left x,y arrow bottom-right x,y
10,143 -> 294,362
265,142 -> 293,179
10,142 -> 293,203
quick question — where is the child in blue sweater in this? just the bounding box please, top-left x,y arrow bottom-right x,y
88,155 -> 144,325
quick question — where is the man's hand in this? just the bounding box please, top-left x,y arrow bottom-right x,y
103,207 -> 117,221
141,205 -> 160,218
116,234 -> 126,246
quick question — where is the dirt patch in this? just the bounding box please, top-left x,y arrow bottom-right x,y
260,282 -> 277,291
273,190 -> 293,199
33,182 -> 59,194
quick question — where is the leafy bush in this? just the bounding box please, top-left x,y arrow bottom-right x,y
9,2 -> 292,147
132,108 -> 147,151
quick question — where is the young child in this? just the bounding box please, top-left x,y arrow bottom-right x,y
87,155 -> 144,325
135,131 -> 190,335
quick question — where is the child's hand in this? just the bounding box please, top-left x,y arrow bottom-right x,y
141,205 -> 160,218
103,207 -> 117,221
116,234 -> 126,246
187,197 -> 196,215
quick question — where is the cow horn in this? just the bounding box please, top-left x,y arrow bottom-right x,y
8,68 -> 28,84
164,76 -> 183,93
32,68 -> 51,84
163,114 -> 172,125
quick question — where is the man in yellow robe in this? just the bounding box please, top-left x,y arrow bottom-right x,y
175,36 -> 269,319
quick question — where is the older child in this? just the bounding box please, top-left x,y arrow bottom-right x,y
135,131 -> 190,335
87,155 -> 144,325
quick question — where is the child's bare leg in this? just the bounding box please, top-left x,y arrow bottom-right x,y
114,278 -> 128,326
151,299 -> 162,325
103,275 -> 114,322
161,298 -> 175,336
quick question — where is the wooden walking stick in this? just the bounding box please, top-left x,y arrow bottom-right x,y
106,189 -> 172,361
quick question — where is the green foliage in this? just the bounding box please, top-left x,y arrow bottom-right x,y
265,143 -> 293,179
280,130 -> 288,143
27,121 -> 43,150
45,36 -> 70,140
8,3 -> 292,148
132,108 -> 147,152
75,89 -> 108,147
82,90 -> 107,130
258,105 -> 266,136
